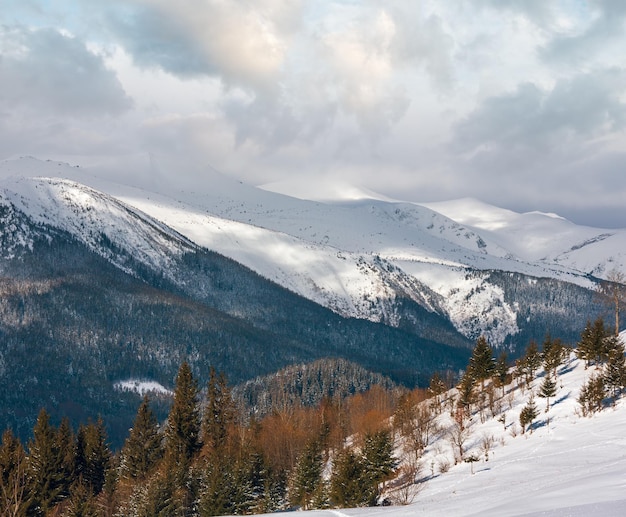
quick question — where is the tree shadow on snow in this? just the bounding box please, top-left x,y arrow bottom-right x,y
558,363 -> 577,376
552,391 -> 571,407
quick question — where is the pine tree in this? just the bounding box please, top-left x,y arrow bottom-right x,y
75,418 -> 111,496
493,351 -> 509,396
0,429 -> 29,517
289,439 -> 323,510
27,408 -> 65,515
542,334 -> 565,377
578,375 -> 606,416
362,429 -> 397,487
329,449 -> 375,508
203,367 -> 234,454
56,417 -> 76,500
64,480 -> 99,517
577,318 -> 611,367
520,341 -> 542,383
120,395 -> 163,480
604,340 -> 626,399
519,396 -> 538,434
456,370 -> 475,422
538,375 -> 557,412
468,336 -> 495,390
198,457 -> 236,516
428,372 -> 447,413
165,361 -> 201,482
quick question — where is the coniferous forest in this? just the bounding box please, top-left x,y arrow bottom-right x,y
2,317 -> 626,516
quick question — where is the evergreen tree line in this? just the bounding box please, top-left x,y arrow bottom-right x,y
450,316 -> 626,437
0,364 -> 399,516
3,318 -> 625,515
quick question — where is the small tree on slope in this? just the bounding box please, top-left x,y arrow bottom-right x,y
604,340 -> 626,400
538,375 -> 557,413
519,396 -> 539,434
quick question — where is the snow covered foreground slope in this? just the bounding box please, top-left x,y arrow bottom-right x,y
1,157 -> 625,347
263,352 -> 626,517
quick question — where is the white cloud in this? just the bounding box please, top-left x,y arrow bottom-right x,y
107,0 -> 301,93
2,0 -> 626,227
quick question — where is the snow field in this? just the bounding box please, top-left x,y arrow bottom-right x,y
256,354 -> 626,516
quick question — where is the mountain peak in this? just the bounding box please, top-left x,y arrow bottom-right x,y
259,176 -> 396,203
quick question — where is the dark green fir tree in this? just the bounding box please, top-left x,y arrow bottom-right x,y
164,361 -> 201,481
120,395 -> 163,480
538,375 -> 557,412
289,439 -> 324,510
27,409 -> 65,515
468,336 -> 495,390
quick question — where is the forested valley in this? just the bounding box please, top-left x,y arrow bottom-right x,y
2,316 -> 625,516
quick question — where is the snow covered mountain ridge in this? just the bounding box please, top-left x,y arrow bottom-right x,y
1,156 -> 623,349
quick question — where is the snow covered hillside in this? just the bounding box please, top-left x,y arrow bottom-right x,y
1,157 -> 623,347
263,351 -> 626,516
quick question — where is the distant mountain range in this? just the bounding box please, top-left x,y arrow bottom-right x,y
0,157 -> 620,443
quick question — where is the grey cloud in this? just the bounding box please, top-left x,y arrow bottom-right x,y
105,4 -> 215,78
388,10 -> 454,88
222,94 -> 303,149
474,0 -> 553,21
452,70 -> 626,161
541,0 -> 626,65
0,25 -> 132,117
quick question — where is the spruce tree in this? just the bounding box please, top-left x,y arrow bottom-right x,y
519,396 -> 538,434
428,372 -> 447,413
604,340 -> 626,399
64,480 -> 99,517
203,367 -> 234,454
76,418 -> 111,496
457,370 -> 475,422
138,471 -> 181,517
329,449 -> 375,508
165,361 -> 201,481
199,457 -> 237,516
56,417 -> 76,500
542,335 -> 564,377
577,318 -> 611,367
591,317 -> 612,364
468,336 -> 495,390
578,375 -> 606,415
120,395 -> 163,480
289,439 -> 323,510
538,375 -> 557,412
27,408 -> 65,514
0,429 -> 29,517
576,320 -> 595,367
521,341 -> 542,383
362,429 -> 397,488
493,351 -> 509,396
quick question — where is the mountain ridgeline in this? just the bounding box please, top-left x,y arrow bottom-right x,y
0,171 -> 612,446
0,198 -> 468,445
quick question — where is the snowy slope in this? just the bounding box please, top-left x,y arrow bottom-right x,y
424,197 -> 626,278
0,175 -> 196,280
256,352 -> 626,516
0,156 -> 622,346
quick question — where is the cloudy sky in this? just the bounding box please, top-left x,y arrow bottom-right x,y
1,1 -> 626,227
